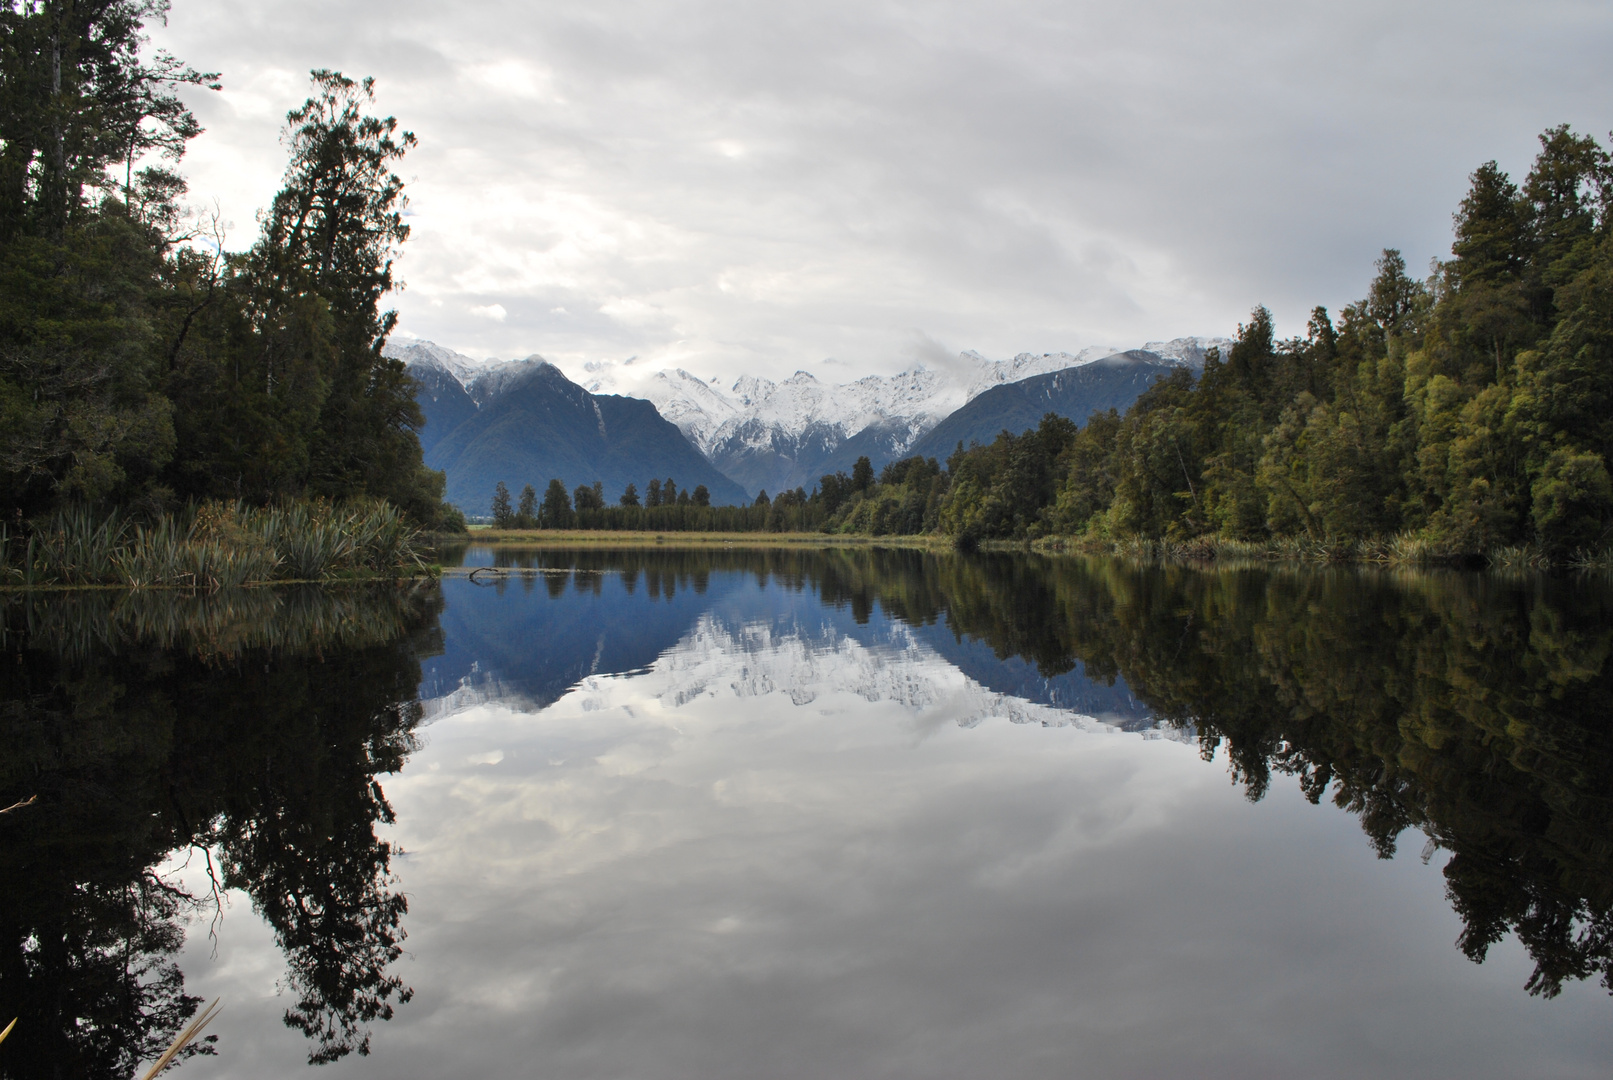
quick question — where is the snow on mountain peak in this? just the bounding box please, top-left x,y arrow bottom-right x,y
396,335 -> 1232,474
383,340 -> 492,388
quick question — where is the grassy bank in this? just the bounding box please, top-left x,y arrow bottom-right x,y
435,526 -> 1613,571
1,501 -> 431,590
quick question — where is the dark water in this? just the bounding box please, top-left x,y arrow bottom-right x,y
1,550 -> 1610,1078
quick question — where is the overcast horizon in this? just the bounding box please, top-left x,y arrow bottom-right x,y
150,0 -> 1612,385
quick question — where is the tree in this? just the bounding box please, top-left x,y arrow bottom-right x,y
619,482 -> 640,507
573,481 -> 604,511
516,483 -> 537,528
224,70 -> 442,520
851,455 -> 874,493
1451,161 -> 1529,287
0,0 -> 217,240
645,478 -> 661,507
691,484 -> 710,507
0,1 -> 219,515
662,477 -> 677,504
539,478 -> 571,528
754,489 -> 770,506
490,481 -> 512,528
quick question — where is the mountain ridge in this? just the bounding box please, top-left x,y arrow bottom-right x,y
388,335 -> 1229,499
388,347 -> 751,514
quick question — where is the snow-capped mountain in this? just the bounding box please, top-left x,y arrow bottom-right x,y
578,338 -> 1227,495
386,339 -> 490,388
383,343 -> 749,511
389,336 -> 1230,498
422,602 -> 1190,745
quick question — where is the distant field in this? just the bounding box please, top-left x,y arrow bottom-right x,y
446,528 -> 941,548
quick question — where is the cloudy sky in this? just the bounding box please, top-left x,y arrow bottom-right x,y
149,0 -> 1612,383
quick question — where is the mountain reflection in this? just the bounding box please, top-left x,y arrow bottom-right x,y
0,584 -> 442,1076
440,545 -> 1613,999
2,548 -> 1607,1080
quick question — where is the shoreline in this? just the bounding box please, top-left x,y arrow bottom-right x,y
435,529 -> 949,549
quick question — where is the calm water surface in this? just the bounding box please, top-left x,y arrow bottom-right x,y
1,549 -> 1610,1078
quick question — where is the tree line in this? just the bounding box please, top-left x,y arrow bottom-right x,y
485,474 -> 793,531
0,2 -> 461,534
589,125 -> 1607,561
482,121 -> 1613,562
880,125 -> 1613,560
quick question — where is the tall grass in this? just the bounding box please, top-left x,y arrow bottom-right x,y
1487,545 -> 1553,572
1,500 -> 427,590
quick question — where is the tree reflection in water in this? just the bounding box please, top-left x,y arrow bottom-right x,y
845,550 -> 1613,1000
2,550 -> 1608,1077
0,584 -> 443,1076
448,544 -> 1613,998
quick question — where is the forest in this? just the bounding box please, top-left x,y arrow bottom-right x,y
0,0 -> 460,579
828,124 -> 1613,562
496,123 -> 1613,564
7,5 -> 1609,567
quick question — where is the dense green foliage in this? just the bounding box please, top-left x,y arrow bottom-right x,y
917,127 -> 1613,559
487,472 -> 810,531
0,4 -> 453,533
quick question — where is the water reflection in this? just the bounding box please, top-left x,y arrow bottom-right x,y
433,546 -> 1613,1001
4,549 -> 1611,1077
0,584 -> 441,1075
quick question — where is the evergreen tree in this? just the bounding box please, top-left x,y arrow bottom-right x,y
516,483 -> 537,528
851,455 -> 874,493
539,478 -> 571,528
0,0 -> 216,514
619,482 -> 640,507
646,478 -> 661,507
692,484 -> 710,507
490,481 -> 512,528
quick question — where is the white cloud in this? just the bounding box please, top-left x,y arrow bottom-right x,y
470,303 -> 508,322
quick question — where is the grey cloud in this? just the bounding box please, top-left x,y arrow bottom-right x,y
151,0 -> 1613,382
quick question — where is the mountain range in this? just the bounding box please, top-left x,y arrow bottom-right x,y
577,339 -> 1224,494
387,335 -> 1228,512
389,343 -> 749,513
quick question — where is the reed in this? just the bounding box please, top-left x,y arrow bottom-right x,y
1488,545 -> 1552,571
1566,547 -> 1613,572
4,500 -> 427,589
138,999 -> 221,1080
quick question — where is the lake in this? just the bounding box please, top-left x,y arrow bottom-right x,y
1,548 -> 1610,1078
